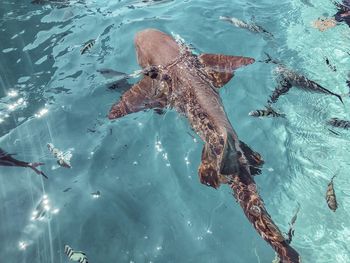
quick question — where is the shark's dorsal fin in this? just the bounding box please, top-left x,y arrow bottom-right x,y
199,54 -> 255,88
108,77 -> 167,119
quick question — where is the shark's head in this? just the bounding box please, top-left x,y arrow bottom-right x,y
134,28 -> 180,68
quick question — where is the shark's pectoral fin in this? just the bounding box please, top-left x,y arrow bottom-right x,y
199,53 -> 255,88
108,76 -> 167,119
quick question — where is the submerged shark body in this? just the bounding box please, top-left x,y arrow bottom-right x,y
108,29 -> 300,262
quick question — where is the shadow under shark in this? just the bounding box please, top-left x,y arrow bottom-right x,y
108,29 -> 300,263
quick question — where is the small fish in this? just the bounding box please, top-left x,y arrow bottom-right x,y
97,68 -> 129,79
32,195 -> 49,220
47,143 -> 72,168
31,195 -> 59,220
80,39 -> 95,55
324,57 -> 337,72
63,187 -> 72,192
0,148 -> 47,179
64,245 -> 88,263
219,16 -> 274,38
326,176 -> 338,212
91,190 -> 101,199
327,118 -> 350,129
249,106 -> 285,118
328,129 -> 340,136
275,65 -> 344,104
268,79 -> 292,104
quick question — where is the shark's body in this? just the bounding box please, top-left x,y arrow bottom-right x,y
108,29 -> 300,262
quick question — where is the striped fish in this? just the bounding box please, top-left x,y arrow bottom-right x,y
325,57 -> 337,72
64,245 -> 88,263
249,106 -> 285,118
327,118 -> 350,129
80,39 -> 95,55
326,176 -> 338,212
47,143 -> 72,168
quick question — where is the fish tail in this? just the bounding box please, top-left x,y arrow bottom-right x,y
331,175 -> 336,182
335,93 -> 344,104
229,168 -> 301,263
28,162 -> 48,179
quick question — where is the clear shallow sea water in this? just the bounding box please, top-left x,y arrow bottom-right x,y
0,0 -> 350,262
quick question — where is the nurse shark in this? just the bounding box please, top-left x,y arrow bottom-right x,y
108,29 -> 300,263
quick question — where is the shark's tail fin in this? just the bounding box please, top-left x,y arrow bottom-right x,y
229,168 -> 301,263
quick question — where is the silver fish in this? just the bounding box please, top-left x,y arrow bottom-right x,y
64,245 -> 88,263
249,106 -> 285,118
219,16 -> 274,38
31,195 -> 59,221
80,39 -> 95,55
327,118 -> 350,129
47,143 -> 72,168
275,65 -> 343,104
326,176 -> 338,212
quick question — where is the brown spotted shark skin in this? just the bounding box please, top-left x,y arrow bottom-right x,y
108,29 -> 300,263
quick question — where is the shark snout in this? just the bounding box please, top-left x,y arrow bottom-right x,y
134,28 -> 164,52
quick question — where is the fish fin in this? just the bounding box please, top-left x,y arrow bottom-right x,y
108,77 -> 167,119
0,148 -> 15,157
335,93 -> 344,104
219,132 -> 240,175
28,162 -> 48,179
198,144 -> 222,188
199,53 -> 255,88
239,140 -> 264,176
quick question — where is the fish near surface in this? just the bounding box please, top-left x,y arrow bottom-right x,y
80,39 -> 95,55
108,28 -> 300,262
0,148 -> 47,179
249,105 -> 285,118
274,65 -> 343,104
219,16 -> 274,38
327,117 -> 350,129
326,176 -> 338,212
64,245 -> 88,263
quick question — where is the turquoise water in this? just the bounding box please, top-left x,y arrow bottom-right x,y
0,0 -> 350,262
